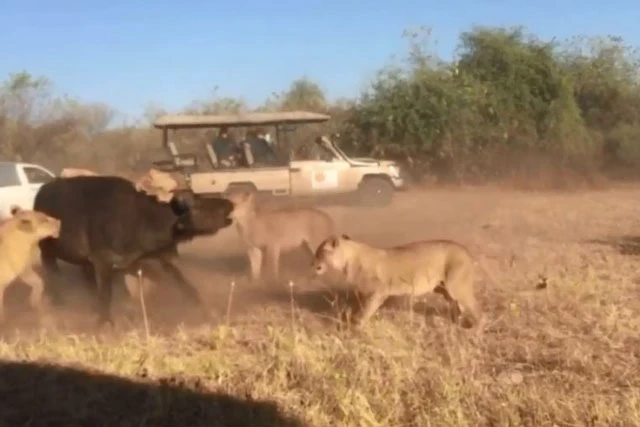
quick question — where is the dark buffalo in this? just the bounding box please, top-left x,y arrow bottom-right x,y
33,175 -> 234,326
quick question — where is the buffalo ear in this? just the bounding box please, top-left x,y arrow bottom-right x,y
17,217 -> 35,233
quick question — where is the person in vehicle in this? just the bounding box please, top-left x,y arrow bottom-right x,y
248,129 -> 278,166
264,132 -> 275,148
212,126 -> 235,167
235,131 -> 251,167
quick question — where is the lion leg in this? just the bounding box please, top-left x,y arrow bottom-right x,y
20,267 -> 45,311
354,292 -> 387,327
19,267 -> 55,326
247,247 -> 263,281
433,283 -> 461,323
267,246 -> 281,280
302,240 -> 316,259
455,290 -> 483,329
442,269 -> 482,328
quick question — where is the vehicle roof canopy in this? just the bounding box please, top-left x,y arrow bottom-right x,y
153,111 -> 331,129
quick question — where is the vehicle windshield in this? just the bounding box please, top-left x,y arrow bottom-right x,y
330,141 -> 350,160
23,166 -> 54,184
292,139 -> 340,161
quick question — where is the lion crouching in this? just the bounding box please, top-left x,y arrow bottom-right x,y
312,235 -> 485,329
0,208 -> 61,323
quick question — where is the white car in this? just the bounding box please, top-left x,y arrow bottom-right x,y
0,161 -> 56,219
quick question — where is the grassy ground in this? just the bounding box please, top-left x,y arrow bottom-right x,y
1,187 -> 640,426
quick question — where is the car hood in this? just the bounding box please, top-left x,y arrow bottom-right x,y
349,157 -> 397,167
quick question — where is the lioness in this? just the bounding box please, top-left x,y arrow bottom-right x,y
226,191 -> 335,281
60,168 -> 179,203
312,234 -> 487,329
134,168 -> 179,203
0,207 -> 61,323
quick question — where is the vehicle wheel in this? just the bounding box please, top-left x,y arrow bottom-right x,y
357,177 -> 394,207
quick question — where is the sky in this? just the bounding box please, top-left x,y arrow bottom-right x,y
2,0 -> 640,122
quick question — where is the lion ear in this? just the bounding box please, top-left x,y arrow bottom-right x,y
341,234 -> 351,240
329,236 -> 339,248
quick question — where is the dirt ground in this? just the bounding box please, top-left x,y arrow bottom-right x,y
1,186 -> 640,426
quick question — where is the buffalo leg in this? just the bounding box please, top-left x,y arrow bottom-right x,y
82,264 -> 132,307
81,264 -> 96,290
123,259 -> 160,299
40,251 -> 64,307
157,258 -> 210,318
93,262 -> 115,327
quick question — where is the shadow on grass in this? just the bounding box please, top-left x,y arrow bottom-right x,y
585,235 -> 640,256
0,360 -> 306,427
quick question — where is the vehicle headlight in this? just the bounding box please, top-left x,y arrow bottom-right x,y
388,165 -> 401,178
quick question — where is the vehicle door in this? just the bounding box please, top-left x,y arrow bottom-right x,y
289,141 -> 355,196
205,139 -> 292,196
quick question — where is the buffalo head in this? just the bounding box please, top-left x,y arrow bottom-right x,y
170,192 -> 234,237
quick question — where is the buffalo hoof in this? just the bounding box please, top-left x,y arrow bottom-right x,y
45,291 -> 65,308
37,310 -> 57,329
96,315 -> 115,329
198,307 -> 217,324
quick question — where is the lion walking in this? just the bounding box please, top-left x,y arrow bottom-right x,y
312,235 -> 486,329
226,192 -> 335,281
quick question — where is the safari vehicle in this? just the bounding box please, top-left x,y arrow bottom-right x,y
151,111 -> 406,206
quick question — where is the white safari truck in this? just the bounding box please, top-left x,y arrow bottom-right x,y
151,111 -> 406,206
0,161 -> 56,218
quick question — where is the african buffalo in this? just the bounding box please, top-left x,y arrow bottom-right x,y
34,175 -> 234,326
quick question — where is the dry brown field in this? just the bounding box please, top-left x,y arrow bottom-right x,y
1,186 -> 639,426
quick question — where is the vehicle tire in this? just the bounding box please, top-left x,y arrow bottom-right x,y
357,177 -> 394,207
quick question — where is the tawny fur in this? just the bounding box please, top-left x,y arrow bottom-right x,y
313,235 -> 488,329
60,168 -> 98,178
61,167 -> 178,203
0,208 -> 61,322
227,192 -> 335,281
134,168 -> 179,203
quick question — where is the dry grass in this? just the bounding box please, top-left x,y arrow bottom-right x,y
2,187 -> 640,426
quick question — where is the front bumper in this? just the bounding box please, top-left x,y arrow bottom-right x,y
391,176 -> 407,190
